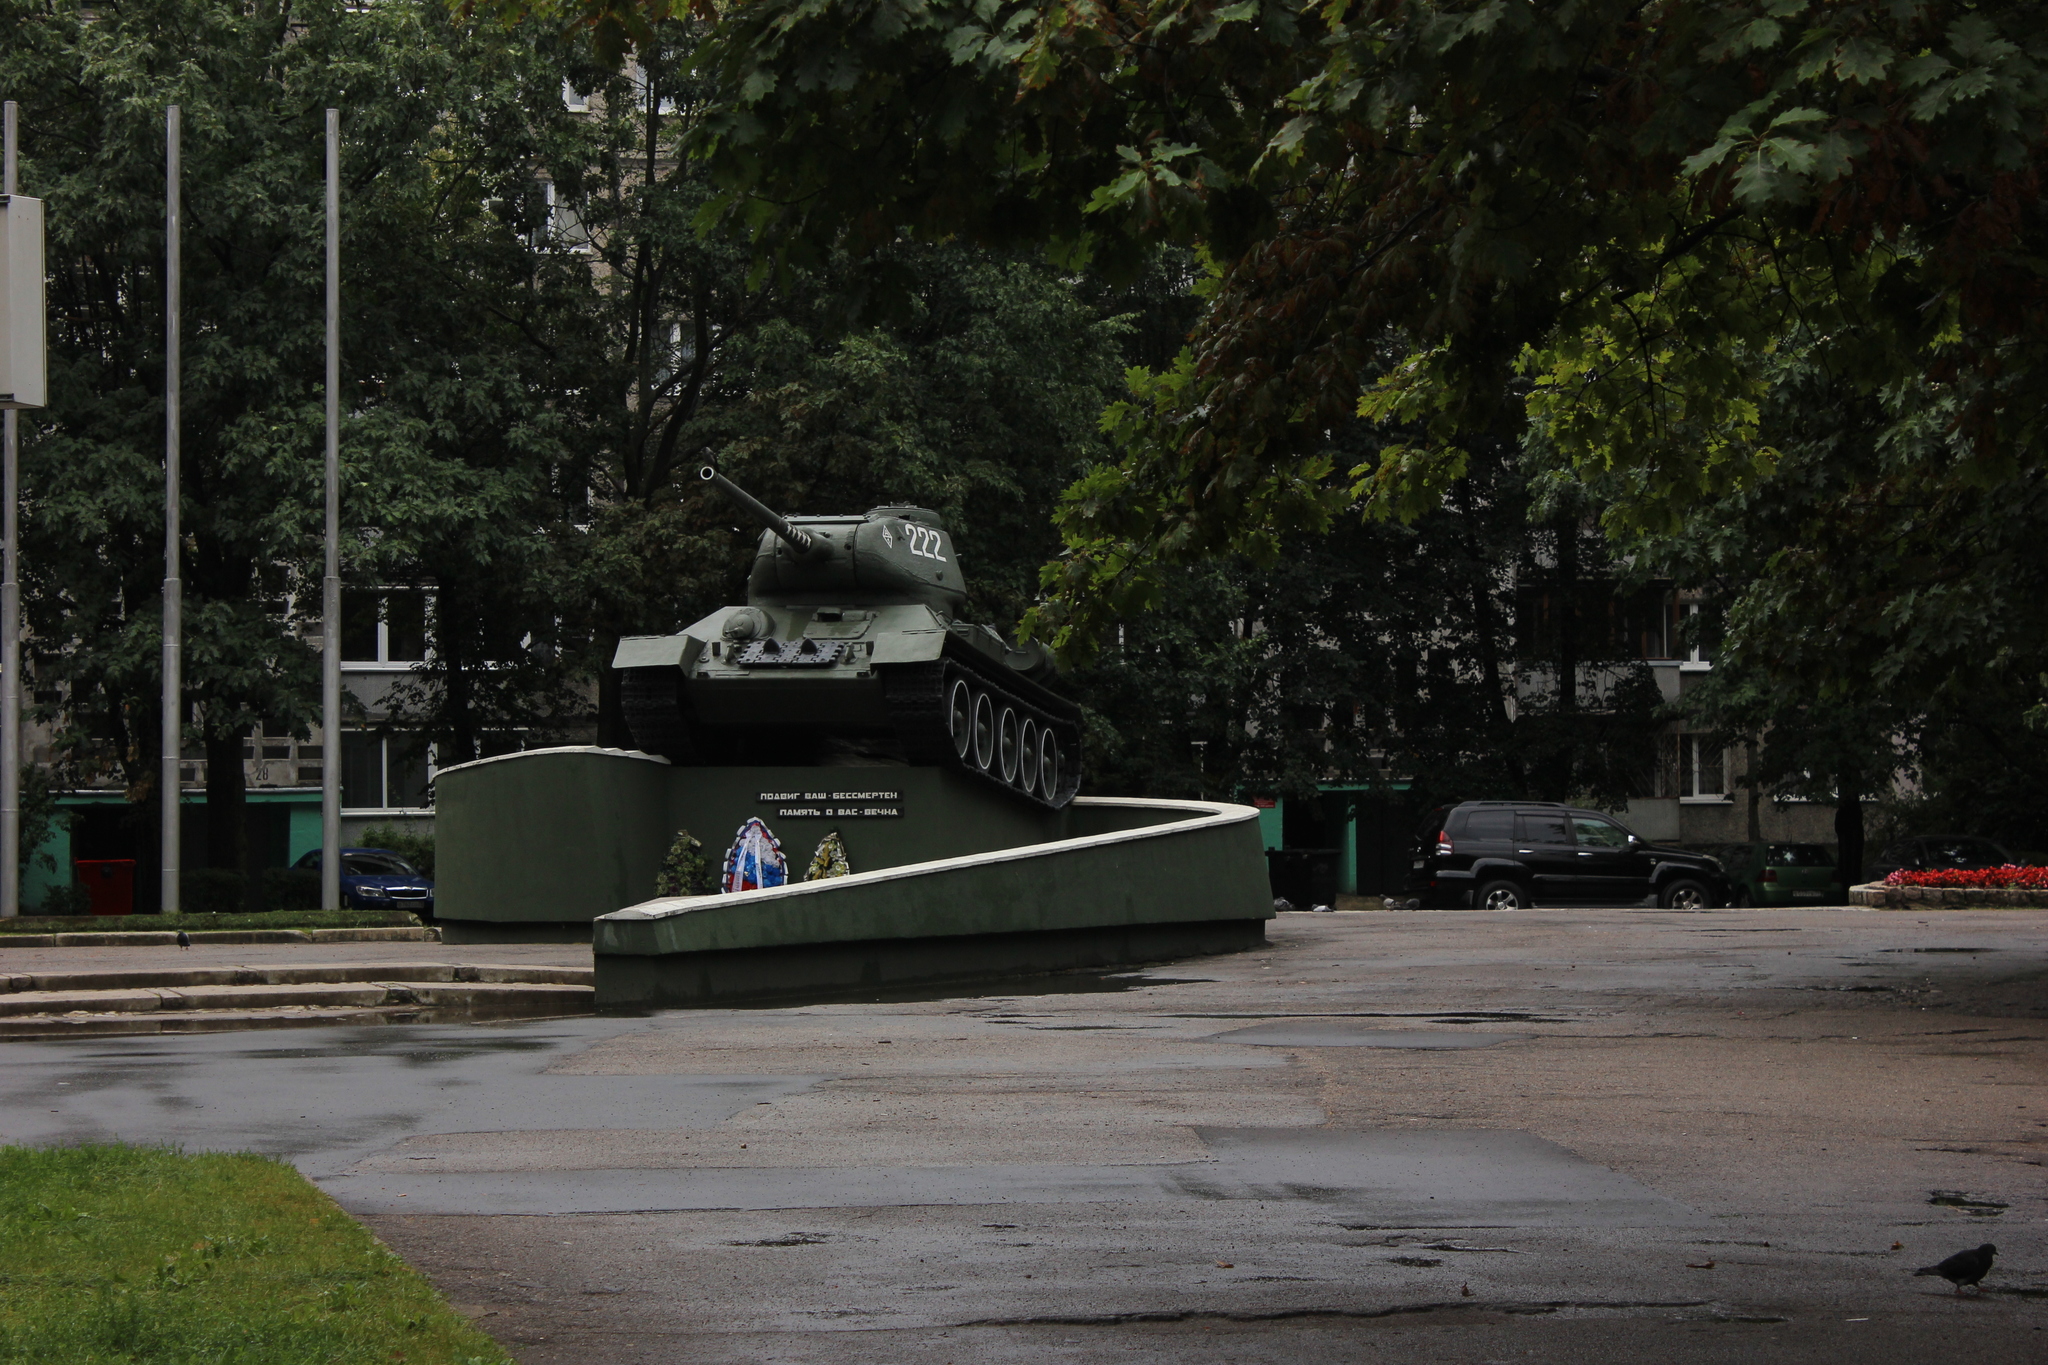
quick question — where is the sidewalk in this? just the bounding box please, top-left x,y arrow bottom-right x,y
5,906 -> 2041,1363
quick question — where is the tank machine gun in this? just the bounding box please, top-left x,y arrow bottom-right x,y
611,467 -> 1082,810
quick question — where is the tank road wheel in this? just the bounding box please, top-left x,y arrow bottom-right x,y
972,691 -> 996,772
1039,732 -> 1061,801
947,677 -> 975,760
1017,719 -> 1040,796
998,707 -> 1021,784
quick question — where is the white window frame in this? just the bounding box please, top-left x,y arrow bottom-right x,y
1679,601 -> 1714,671
1676,733 -> 1730,803
340,587 -> 432,670
339,731 -> 435,816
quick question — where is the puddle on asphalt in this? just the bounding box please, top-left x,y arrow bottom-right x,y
1882,947 -> 1993,953
609,969 -> 1217,1014
237,1031 -> 574,1065
1211,1021 -> 1531,1049
1170,1010 -> 1575,1024
1929,1190 -> 2008,1215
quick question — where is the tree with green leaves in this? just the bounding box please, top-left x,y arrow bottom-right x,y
649,0 -> 2048,725
511,21 -> 1132,745
2,0 -> 595,903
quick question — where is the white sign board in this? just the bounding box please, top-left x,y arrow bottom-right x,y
0,193 -> 46,410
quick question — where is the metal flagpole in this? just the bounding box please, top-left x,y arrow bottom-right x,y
321,109 -> 340,912
1,100 -> 20,920
161,105 -> 181,916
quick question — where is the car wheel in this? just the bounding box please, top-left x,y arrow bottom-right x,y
1476,879 -> 1530,911
1661,879 -> 1713,910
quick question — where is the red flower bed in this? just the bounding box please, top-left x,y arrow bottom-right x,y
1883,865 -> 2048,890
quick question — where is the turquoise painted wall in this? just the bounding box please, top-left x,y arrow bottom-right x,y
287,803 -> 323,863
22,818 -> 71,910
26,793 -> 323,911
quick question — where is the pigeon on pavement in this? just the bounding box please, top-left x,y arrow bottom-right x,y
1914,1243 -> 1996,1295
176,930 -> 191,950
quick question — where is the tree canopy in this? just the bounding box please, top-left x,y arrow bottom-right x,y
654,0 -> 2048,704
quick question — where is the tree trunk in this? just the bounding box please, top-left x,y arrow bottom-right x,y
1746,743 -> 1762,841
1835,766 -> 1865,889
596,634 -> 629,748
1556,522 -> 1579,717
120,702 -> 161,915
203,725 -> 251,911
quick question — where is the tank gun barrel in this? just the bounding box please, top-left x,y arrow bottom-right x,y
701,466 -> 814,554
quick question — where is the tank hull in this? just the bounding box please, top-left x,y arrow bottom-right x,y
615,486 -> 1081,809
618,606 -> 1080,809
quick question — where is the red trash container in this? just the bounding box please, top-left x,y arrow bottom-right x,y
74,859 -> 137,916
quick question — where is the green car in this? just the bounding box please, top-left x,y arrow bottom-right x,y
1714,842 -> 1844,906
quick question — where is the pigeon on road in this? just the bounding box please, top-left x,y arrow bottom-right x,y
1914,1243 -> 1996,1295
175,930 -> 191,950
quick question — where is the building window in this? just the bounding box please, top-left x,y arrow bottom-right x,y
340,732 -> 432,812
1658,733 -> 1726,799
341,588 -> 428,664
534,182 -> 592,252
1678,601 -> 1718,667
561,78 -> 590,113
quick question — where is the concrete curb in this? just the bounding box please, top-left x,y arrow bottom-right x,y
0,979 -> 594,1019
1848,881 -> 2048,909
0,962 -> 592,993
0,926 -> 442,948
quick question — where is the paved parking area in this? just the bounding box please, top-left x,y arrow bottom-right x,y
2,907 -> 2043,1362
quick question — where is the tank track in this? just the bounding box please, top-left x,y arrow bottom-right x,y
879,646 -> 1082,811
620,650 -> 1083,810
619,666 -> 700,763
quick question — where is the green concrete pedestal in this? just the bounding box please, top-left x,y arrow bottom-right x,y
433,747 -> 1274,1000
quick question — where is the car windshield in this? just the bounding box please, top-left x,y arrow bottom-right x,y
1766,844 -> 1834,868
1923,838 -> 2008,867
342,852 -> 418,878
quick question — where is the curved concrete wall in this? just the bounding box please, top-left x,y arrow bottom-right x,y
594,796 -> 1273,1006
433,747 -> 1273,1000
598,796 -> 1271,956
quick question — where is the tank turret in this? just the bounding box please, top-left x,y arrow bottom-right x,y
612,468 -> 1080,809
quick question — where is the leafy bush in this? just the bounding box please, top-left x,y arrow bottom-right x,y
179,868 -> 246,915
35,881 -> 92,916
358,823 -> 434,877
0,909 -> 422,933
656,828 -> 714,897
261,866 -> 323,912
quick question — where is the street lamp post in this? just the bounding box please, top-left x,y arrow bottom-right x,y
321,108 -> 340,913
0,100 -> 28,919
161,105 -> 181,915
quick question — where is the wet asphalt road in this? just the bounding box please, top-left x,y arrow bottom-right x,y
2,907 -> 2044,1362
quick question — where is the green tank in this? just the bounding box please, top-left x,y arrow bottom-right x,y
611,467 -> 1082,810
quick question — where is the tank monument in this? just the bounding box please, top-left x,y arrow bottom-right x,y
434,468 -> 1271,1005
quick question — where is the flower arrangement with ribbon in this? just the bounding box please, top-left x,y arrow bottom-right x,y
655,828 -> 714,897
804,830 -> 851,881
721,818 -> 788,893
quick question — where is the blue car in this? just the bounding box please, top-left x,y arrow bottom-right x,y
292,847 -> 435,914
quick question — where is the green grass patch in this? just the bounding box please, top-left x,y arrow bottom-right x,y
0,1144 -> 510,1364
0,911 -> 422,934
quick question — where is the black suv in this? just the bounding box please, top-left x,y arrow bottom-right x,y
1402,801 -> 1730,910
